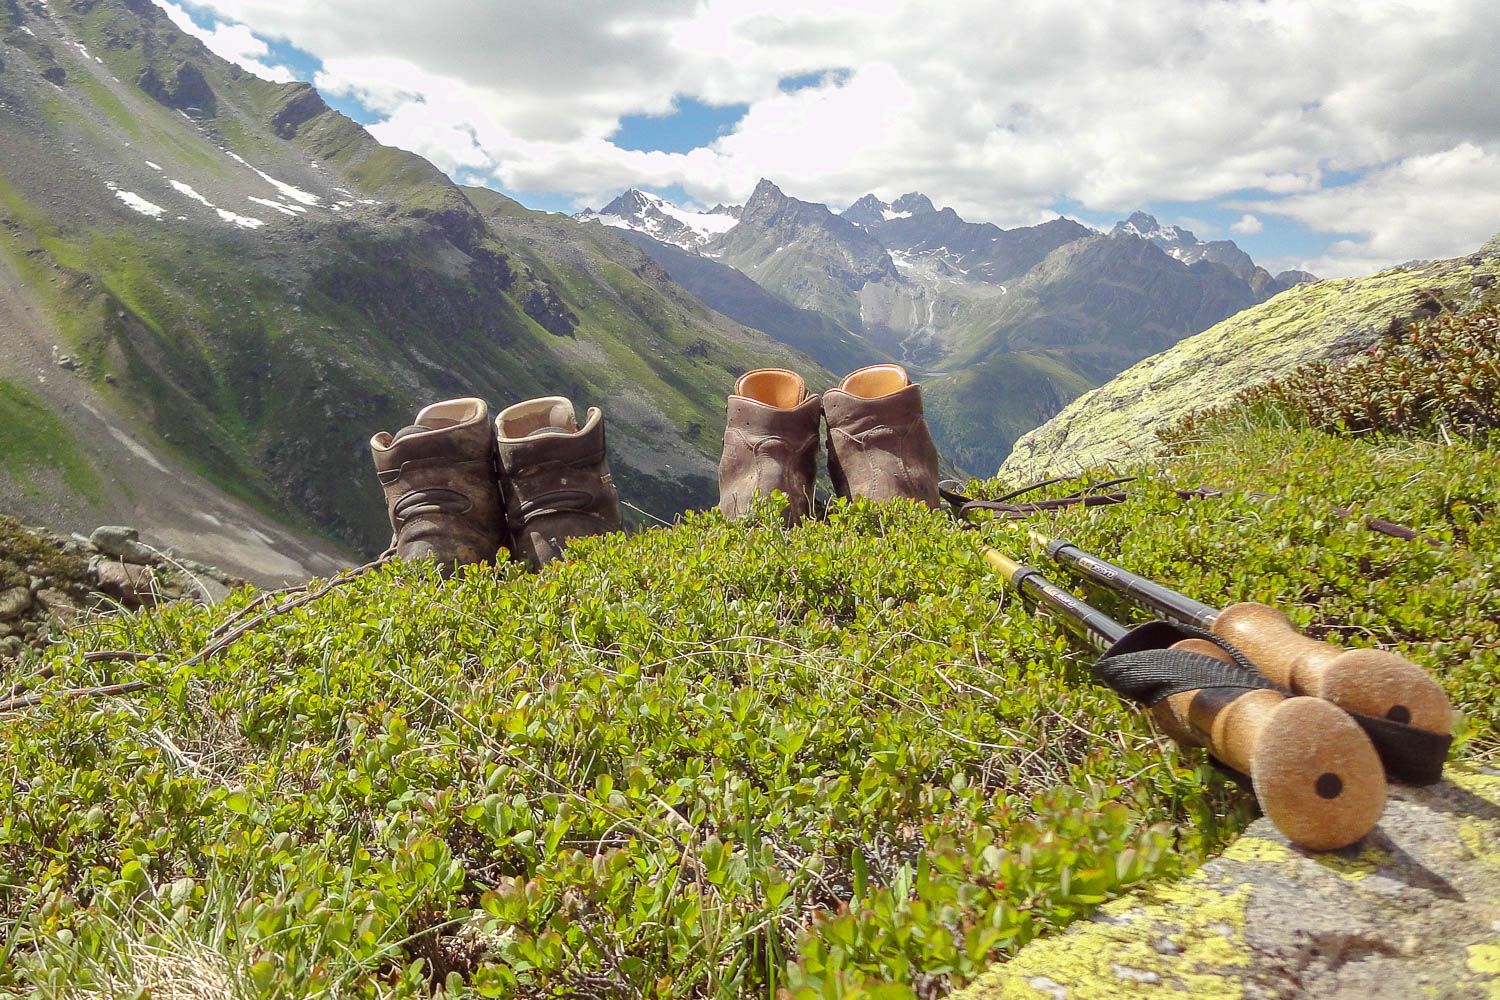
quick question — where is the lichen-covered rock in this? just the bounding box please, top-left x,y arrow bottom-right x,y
953,766 -> 1500,1000
998,238 -> 1500,482
89,525 -> 158,564
0,585 -> 32,621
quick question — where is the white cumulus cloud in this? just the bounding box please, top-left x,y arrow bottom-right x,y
1230,214 -> 1263,235
159,1 -> 295,83
174,0 -> 1500,269
1235,142 -> 1500,276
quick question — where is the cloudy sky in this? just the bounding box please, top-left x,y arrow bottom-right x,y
161,0 -> 1500,277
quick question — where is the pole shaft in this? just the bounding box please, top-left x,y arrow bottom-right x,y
1042,536 -> 1220,628
985,547 -> 1130,650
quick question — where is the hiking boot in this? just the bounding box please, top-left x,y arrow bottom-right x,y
369,397 -> 507,569
822,364 -> 941,508
495,396 -> 624,569
718,368 -> 822,525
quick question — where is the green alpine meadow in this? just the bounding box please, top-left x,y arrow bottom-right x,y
3,296 -> 1497,996
3,0 -> 1498,995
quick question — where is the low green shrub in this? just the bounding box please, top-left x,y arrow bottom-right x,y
2,412 -> 1494,998
1158,302 -> 1500,448
2,500 -> 1242,999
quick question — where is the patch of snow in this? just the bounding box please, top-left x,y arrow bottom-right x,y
333,186 -> 354,195
881,209 -> 912,221
215,208 -> 265,230
145,160 -> 162,171
585,190 -> 737,248
655,198 -> 738,238
248,197 -> 300,216
178,110 -> 193,120
113,189 -> 165,219
357,199 -> 378,205
771,245 -> 784,253
169,179 -> 214,208
95,56 -> 103,64
176,216 -> 187,221
19,25 -> 34,35
225,151 -> 322,206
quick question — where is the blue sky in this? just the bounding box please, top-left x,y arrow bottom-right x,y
159,0 -> 1500,277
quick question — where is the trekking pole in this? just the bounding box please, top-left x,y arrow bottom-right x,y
983,546 -> 1386,850
1020,527 -> 1453,783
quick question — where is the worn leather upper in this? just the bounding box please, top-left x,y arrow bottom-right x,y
718,370 -> 822,525
496,400 -> 624,569
822,369 -> 941,508
369,397 -> 507,569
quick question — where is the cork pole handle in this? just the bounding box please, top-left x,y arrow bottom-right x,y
1153,638 -> 1386,851
1210,602 -> 1454,737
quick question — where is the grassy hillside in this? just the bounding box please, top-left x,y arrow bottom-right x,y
0,0 -> 823,554
924,352 -> 1096,475
3,373 -> 1494,996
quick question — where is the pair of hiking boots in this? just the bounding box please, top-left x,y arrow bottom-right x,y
719,363 -> 942,523
369,395 -> 623,571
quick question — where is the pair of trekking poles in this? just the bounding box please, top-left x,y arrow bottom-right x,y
952,489 -> 1455,851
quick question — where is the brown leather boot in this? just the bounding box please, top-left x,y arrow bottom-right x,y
718,368 -> 822,525
369,397 -> 507,569
495,396 -> 624,569
822,364 -> 941,508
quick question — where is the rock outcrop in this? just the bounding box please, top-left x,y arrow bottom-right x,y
956,766 -> 1500,999
998,239 -> 1500,482
0,516 -> 242,661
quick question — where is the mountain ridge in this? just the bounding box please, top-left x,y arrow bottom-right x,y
576,182 -> 1320,472
0,0 -> 829,556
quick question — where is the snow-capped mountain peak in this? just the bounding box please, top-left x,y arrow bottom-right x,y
1112,211 -> 1194,247
575,189 -> 740,252
1108,210 -> 1290,281
841,191 -> 938,227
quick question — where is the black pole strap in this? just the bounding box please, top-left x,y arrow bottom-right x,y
1092,621 -> 1450,785
1092,620 -> 1284,706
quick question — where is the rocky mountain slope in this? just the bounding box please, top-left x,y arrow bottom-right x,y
582,182 -> 1315,472
610,227 -> 894,376
1000,233 -> 1500,480
839,191 -> 936,227
705,178 -> 902,335
0,0 -> 827,557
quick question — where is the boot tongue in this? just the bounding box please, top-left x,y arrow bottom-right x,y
391,423 -> 434,442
